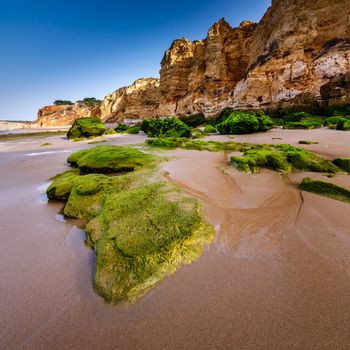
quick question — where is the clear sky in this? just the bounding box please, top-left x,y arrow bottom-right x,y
0,0 -> 271,121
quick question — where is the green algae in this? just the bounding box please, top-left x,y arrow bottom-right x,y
89,182 -> 214,303
67,145 -> 157,174
146,138 -> 245,152
231,144 -> 340,174
67,117 -> 106,140
300,178 -> 350,204
333,158 -> 350,173
216,111 -> 273,135
47,169 -> 81,201
141,118 -> 191,138
203,125 -> 217,134
146,139 -> 342,175
47,146 -> 214,304
298,140 -> 318,145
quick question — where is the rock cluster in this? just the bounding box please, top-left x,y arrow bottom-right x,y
36,0 -> 350,126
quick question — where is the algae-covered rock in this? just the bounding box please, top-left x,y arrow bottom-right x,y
89,182 -> 214,303
67,145 -> 157,174
67,117 -> 106,140
203,125 -> 218,134
300,178 -> 350,204
47,145 -> 214,304
46,169 -> 81,201
231,144 -> 340,174
141,118 -> 191,138
146,137 -> 244,152
333,158 -> 350,173
216,111 -> 273,135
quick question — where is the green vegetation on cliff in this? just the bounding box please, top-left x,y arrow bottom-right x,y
47,145 -> 214,304
67,117 -> 106,140
300,178 -> 350,204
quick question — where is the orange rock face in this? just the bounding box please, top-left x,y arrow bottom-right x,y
35,104 -> 100,127
36,0 -> 350,126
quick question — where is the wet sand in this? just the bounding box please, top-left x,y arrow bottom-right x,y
0,129 -> 350,349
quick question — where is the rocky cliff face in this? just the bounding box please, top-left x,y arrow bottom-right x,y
234,0 -> 350,113
100,78 -> 159,122
35,103 -> 100,127
36,0 -> 350,125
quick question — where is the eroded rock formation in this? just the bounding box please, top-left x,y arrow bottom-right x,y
36,103 -> 100,127
100,78 -> 159,122
36,0 -> 350,125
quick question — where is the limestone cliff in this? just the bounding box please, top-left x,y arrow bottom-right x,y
35,103 -> 100,127
100,78 -> 159,122
36,0 -> 350,125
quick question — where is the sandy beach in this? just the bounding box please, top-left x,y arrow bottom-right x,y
1,128 -> 350,349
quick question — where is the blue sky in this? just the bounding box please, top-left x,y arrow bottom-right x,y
0,0 -> 271,121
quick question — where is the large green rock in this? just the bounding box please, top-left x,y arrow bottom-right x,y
67,145 -> 157,173
47,146 -> 214,304
216,111 -> 273,135
67,117 -> 106,140
141,118 -> 191,138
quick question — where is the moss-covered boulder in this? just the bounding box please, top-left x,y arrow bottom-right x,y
216,111 -> 273,135
324,116 -> 350,129
67,145 -> 157,174
231,144 -> 340,174
46,145 -> 214,304
180,113 -> 206,128
300,178 -> 350,204
333,158 -> 350,173
46,169 -> 81,201
126,126 -> 141,134
114,124 -> 128,133
141,118 -> 191,138
67,117 -> 106,140
203,125 -> 217,134
88,182 -> 214,303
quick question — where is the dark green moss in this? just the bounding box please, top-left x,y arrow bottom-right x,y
300,177 -> 350,204
114,124 -> 128,133
67,117 -> 106,140
179,113 -> 206,128
216,111 -> 273,135
141,118 -> 191,138
333,158 -> 350,173
298,140 -> 318,145
67,145 -> 157,174
283,119 -> 323,129
126,126 -> 141,134
282,112 -> 313,122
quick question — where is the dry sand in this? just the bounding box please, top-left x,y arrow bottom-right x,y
0,128 -> 350,349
